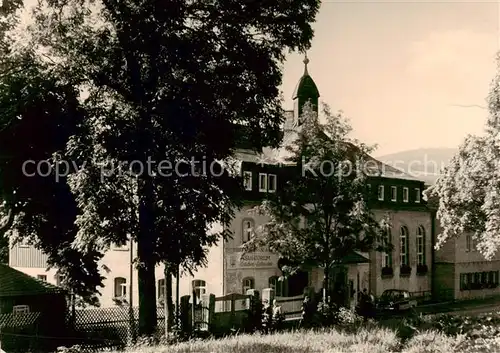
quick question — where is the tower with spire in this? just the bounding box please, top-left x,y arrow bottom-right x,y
292,52 -> 320,125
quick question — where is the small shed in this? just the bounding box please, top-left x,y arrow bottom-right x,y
0,264 -> 68,352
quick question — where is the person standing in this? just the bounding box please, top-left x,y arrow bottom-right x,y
272,299 -> 284,332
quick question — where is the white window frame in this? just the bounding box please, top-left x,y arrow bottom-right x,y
466,234 -> 472,252
391,186 -> 397,202
269,276 -> 284,297
242,277 -> 255,294
192,279 -> 206,300
268,174 -> 277,193
259,173 -> 268,192
55,273 -> 65,287
400,226 -> 409,266
417,226 -> 425,265
243,171 -> 252,191
114,277 -> 127,298
37,274 -> 47,282
415,188 -> 421,203
242,219 -> 254,244
13,305 -> 29,315
378,185 -> 384,201
158,279 -> 165,300
402,187 -> 409,203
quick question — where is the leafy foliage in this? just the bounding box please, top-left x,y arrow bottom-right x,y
0,0 -> 320,336
248,103 -> 390,300
425,58 -> 500,260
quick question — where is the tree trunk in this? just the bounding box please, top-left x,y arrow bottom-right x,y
323,264 -> 330,304
137,177 -> 157,336
165,265 -> 174,333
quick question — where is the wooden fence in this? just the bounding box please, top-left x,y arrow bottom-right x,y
275,294 -> 304,320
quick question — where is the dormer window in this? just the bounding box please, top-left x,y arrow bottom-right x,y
391,186 -> 397,201
402,187 -> 409,203
259,173 -> 267,192
268,174 -> 277,193
378,185 -> 384,201
243,171 -> 252,191
415,188 -> 421,203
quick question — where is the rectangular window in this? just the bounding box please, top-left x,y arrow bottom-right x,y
13,305 -> 29,315
37,275 -> 47,282
471,237 -> 478,252
460,273 -> 468,291
192,280 -> 206,300
391,186 -> 397,202
415,188 -> 421,203
158,279 -> 165,300
259,173 -> 267,192
268,174 -> 277,193
114,277 -> 127,298
243,171 -> 252,191
378,185 -> 384,201
466,234 -> 472,252
403,187 -> 409,203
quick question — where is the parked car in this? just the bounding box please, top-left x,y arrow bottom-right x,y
376,289 -> 417,314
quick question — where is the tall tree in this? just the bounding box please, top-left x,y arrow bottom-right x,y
425,60 -> 500,260
247,103 -> 389,304
1,0 -> 320,335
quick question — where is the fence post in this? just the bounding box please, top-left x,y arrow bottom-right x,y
179,295 -> 191,335
230,294 -> 236,328
207,294 -> 215,333
199,294 -> 211,332
262,288 -> 275,304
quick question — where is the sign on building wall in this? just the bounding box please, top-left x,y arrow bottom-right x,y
227,252 -> 279,269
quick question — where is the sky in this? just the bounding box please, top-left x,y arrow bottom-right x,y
13,0 -> 500,157
280,1 -> 500,156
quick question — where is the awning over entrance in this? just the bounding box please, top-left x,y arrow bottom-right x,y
334,251 -> 370,265
278,251 -> 369,270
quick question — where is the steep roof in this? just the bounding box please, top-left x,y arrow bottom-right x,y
0,264 -> 65,297
292,74 -> 320,100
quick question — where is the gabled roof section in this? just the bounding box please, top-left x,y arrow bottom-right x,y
0,264 -> 65,297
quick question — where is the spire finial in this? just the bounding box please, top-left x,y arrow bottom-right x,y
303,52 -> 309,75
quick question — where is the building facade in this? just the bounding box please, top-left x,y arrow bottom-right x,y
8,57 -> 435,309
433,223 -> 500,301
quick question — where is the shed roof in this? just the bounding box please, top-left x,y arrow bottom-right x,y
0,264 -> 65,297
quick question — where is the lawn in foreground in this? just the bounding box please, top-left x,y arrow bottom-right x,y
120,327 -> 494,353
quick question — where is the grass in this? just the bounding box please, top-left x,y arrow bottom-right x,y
118,326 -> 500,353
84,311 -> 500,353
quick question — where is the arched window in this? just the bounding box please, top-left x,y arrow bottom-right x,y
400,226 -> 409,266
416,226 -> 425,265
268,276 -> 285,297
382,229 -> 393,268
192,279 -> 206,300
242,219 -> 255,244
242,277 -> 255,294
114,277 -> 127,298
